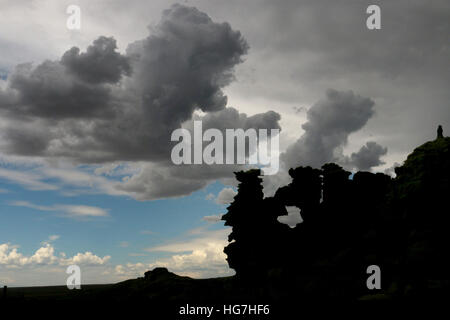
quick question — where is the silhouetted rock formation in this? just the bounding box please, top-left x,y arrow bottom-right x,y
388,133 -> 450,297
220,129 -> 449,300
275,166 -> 322,222
221,169 -> 288,279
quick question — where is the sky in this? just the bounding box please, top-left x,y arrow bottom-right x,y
0,0 -> 449,286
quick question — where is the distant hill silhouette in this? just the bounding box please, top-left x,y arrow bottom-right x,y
2,129 -> 449,309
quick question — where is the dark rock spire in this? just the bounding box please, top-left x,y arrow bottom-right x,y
437,125 -> 443,139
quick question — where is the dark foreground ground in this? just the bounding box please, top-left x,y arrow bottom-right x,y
0,267 -> 447,318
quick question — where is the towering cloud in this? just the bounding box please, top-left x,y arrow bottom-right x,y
0,4 -> 260,162
261,89 -> 387,197
61,36 -> 131,84
0,4 -> 280,200
282,89 -> 380,170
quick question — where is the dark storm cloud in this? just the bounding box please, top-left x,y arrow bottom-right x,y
124,3 -> 248,127
113,107 -> 281,200
0,4 -> 261,163
197,107 -> 280,132
2,120 -> 53,156
281,89 -> 381,170
115,105 -> 282,200
0,4 -> 280,200
5,61 -> 112,119
115,162 -> 245,200
61,36 -> 131,84
349,141 -> 387,171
